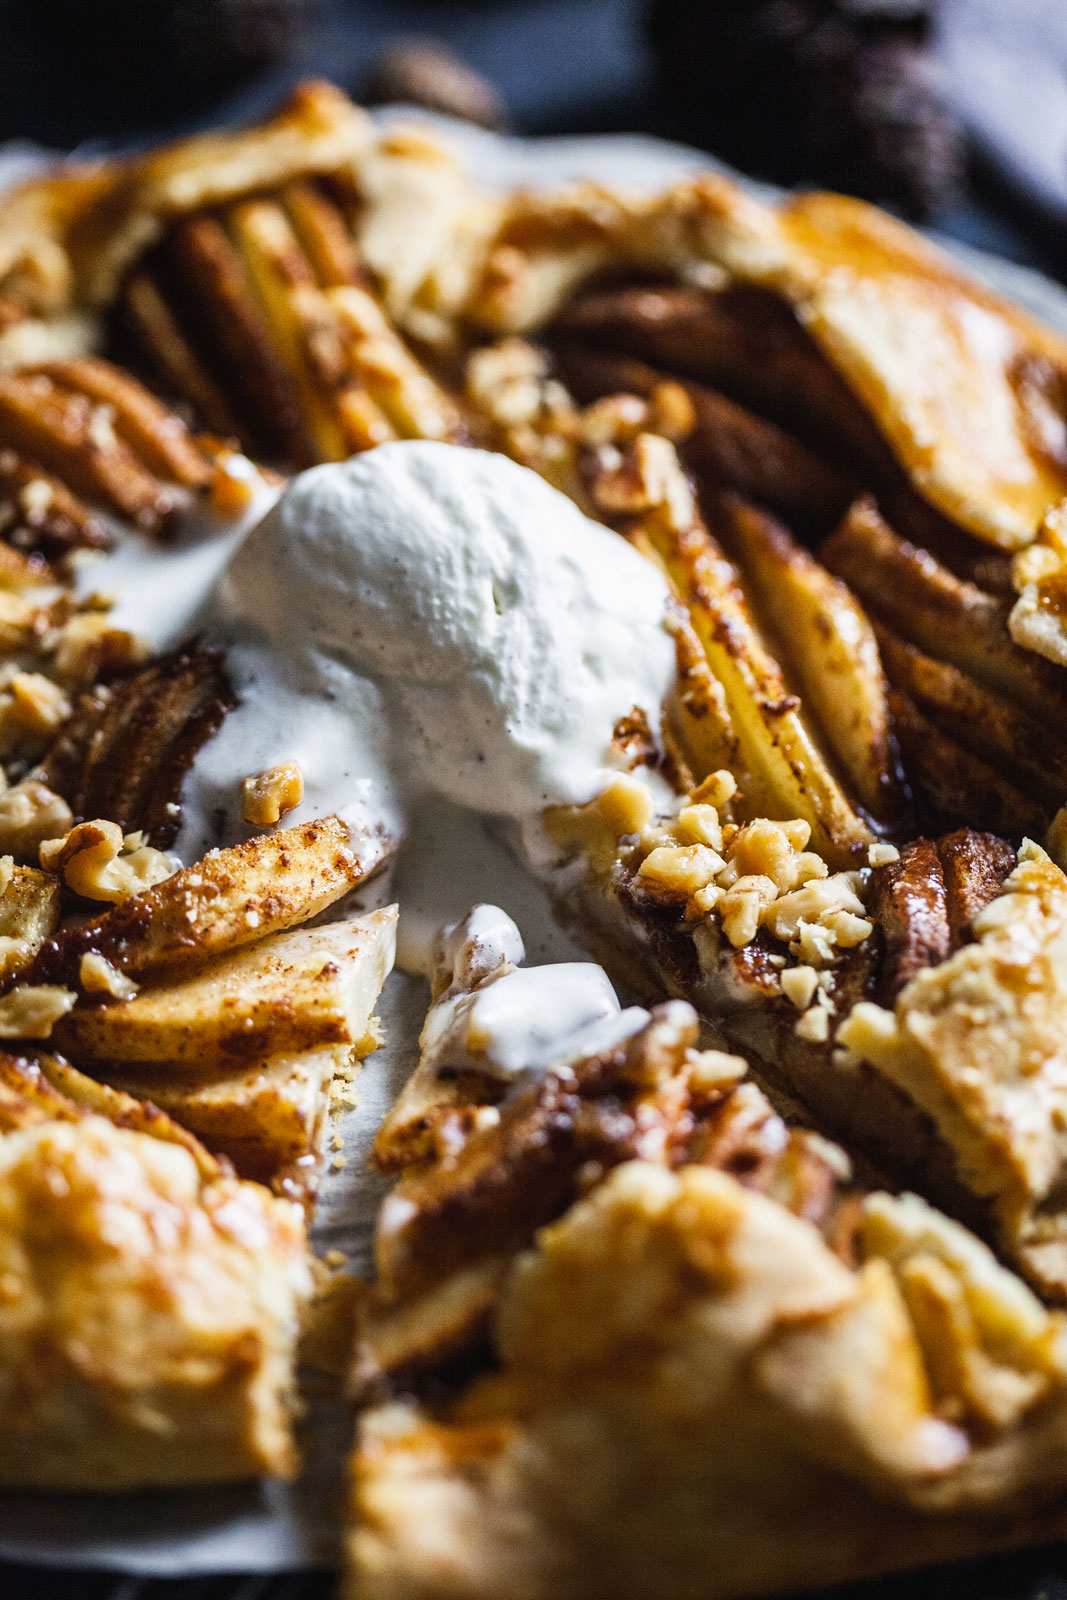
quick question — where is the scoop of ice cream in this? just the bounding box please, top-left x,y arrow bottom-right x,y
178,441 -> 675,855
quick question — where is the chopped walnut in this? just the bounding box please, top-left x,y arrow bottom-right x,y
647,380 -> 696,442
210,452 -> 260,518
0,983 -> 76,1038
624,781 -> 873,966
689,769 -> 737,809
781,964 -> 818,1011
822,908 -> 875,949
40,818 -> 176,903
673,802 -> 723,850
687,1048 -> 747,1093
19,478 -> 53,520
638,843 -> 724,902
720,874 -> 778,948
51,613 -> 149,688
724,818 -> 812,894
86,403 -> 118,452
795,919 -> 838,967
589,432 -> 695,532
0,781 -> 73,860
596,772 -> 656,837
241,761 -> 305,828
764,873 -> 866,946
868,841 -> 901,868
577,393 -> 649,448
79,950 -> 140,999
0,672 -> 72,752
795,1005 -> 830,1043
466,339 -> 575,433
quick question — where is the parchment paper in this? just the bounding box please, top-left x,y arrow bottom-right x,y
3,110 -> 1067,1577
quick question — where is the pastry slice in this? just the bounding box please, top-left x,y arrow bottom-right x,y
464,171 -> 1067,552
73,909 -> 397,1196
0,1051 -> 312,1489
6,819 -> 395,1200
347,928 -> 1067,1600
540,738 -> 1067,1301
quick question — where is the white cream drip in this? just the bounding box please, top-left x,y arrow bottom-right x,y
76,441 -> 676,974
421,905 -> 648,1081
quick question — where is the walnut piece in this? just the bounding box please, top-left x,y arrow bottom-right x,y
40,818 -> 176,903
79,950 -> 139,999
242,761 -> 305,828
0,983 -> 76,1038
0,781 -> 73,860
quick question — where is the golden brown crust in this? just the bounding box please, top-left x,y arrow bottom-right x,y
349,1153 -> 1067,1600
68,80 -> 373,310
0,1115 -> 311,1489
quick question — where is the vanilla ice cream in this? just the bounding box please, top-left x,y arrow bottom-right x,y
175,441 -> 676,861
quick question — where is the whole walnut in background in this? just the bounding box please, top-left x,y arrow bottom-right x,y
647,0 -> 966,220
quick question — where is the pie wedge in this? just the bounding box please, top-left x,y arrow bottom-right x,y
0,1051 -> 312,1488
346,911 -> 1067,1600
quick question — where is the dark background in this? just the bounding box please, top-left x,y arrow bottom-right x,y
3,1 -> 1067,1595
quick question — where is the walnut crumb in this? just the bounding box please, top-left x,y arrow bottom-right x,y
0,781 -> 73,860
210,452 -> 260,518
40,818 -> 175,903
781,964 -> 819,1011
242,761 -> 304,828
5,672 -> 71,739
52,613 -> 149,689
688,1048 -> 747,1092
79,951 -> 139,999
795,1005 -> 830,1043
0,983 -> 76,1038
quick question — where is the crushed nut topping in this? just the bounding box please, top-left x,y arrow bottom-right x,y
0,671 -> 72,754
781,964 -> 818,1011
795,1004 -> 831,1043
589,431 -> 695,532
638,843 -> 724,902
79,950 -> 140,999
0,983 -> 76,1038
40,818 -> 176,903
610,776 -> 873,973
50,613 -> 150,689
210,451 -> 261,518
596,773 -> 657,837
0,781 -> 73,860
241,761 -> 305,828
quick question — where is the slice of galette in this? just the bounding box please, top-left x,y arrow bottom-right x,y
346,912 -> 1067,1600
0,1052 -> 311,1488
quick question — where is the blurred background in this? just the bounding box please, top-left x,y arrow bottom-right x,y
0,0 -> 1063,278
